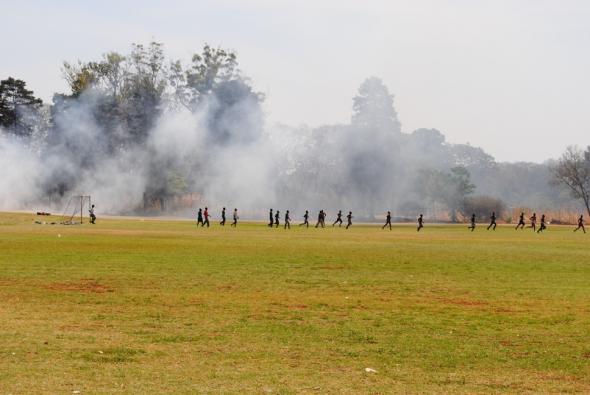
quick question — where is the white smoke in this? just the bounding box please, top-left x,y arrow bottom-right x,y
0,132 -> 43,209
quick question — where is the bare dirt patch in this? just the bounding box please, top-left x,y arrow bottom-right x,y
46,279 -> 113,293
289,304 -> 308,310
437,297 -> 489,307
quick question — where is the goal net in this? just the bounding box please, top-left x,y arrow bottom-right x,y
61,195 -> 92,225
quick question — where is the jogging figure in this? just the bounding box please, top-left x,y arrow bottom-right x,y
528,213 -> 537,232
196,208 -> 204,226
333,210 -> 343,227
537,214 -> 547,233
268,209 -> 274,228
515,212 -> 525,230
321,210 -> 327,227
300,210 -> 309,228
417,214 -> 424,232
346,211 -> 353,229
220,207 -> 226,226
231,208 -> 238,227
487,211 -> 497,231
468,214 -> 476,231
89,204 -> 96,224
203,207 -> 211,227
275,210 -> 280,228
284,210 -> 291,229
382,211 -> 392,230
315,210 -> 323,228
574,215 -> 586,233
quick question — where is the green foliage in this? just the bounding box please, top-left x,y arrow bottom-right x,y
0,77 -> 43,137
186,44 -> 238,97
417,166 -> 476,221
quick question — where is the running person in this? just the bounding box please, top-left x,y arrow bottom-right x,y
268,209 -> 274,227
315,210 -> 323,228
528,213 -> 537,232
537,214 -> 547,233
515,212 -> 525,230
220,207 -> 226,226
382,211 -> 392,230
300,210 -> 309,228
417,214 -> 424,232
345,211 -> 353,229
88,204 -> 96,224
574,214 -> 586,233
197,208 -> 204,226
487,211 -> 497,231
320,210 -> 327,228
203,207 -> 211,227
468,214 -> 476,231
333,210 -> 343,227
284,210 -> 291,229
231,208 -> 238,227
275,210 -> 280,228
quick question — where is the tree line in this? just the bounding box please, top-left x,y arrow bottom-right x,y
1,42 -> 588,220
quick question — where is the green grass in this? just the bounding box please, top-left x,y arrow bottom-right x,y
1,211 -> 589,393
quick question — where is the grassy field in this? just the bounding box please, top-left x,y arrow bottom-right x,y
1,212 -> 589,394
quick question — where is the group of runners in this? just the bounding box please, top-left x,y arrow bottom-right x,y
468,212 -> 586,233
192,207 -> 586,234
87,204 -> 586,233
284,209 -> 354,229
196,207 -> 239,227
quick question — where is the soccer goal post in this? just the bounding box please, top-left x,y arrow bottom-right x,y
61,195 -> 92,225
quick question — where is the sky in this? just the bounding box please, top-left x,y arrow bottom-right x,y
1,0 -> 589,163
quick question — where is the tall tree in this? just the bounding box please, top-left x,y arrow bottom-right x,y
0,77 -> 43,137
186,44 -> 238,100
352,77 -> 401,134
551,146 -> 590,216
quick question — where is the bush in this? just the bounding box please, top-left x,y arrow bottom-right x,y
461,195 -> 507,222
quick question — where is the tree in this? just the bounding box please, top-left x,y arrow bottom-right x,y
186,44 -> 238,100
352,77 -> 401,134
0,77 -> 43,137
416,166 -> 475,222
551,146 -> 590,216
446,166 -> 476,221
184,45 -> 263,145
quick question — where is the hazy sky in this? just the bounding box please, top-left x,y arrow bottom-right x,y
2,0 -> 589,162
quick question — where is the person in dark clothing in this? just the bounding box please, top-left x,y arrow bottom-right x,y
275,210 -> 280,228
487,211 -> 497,231
231,208 -> 238,227
284,210 -> 291,229
537,214 -> 547,233
203,207 -> 211,227
515,212 -> 526,230
268,209 -> 274,227
528,213 -> 537,232
382,211 -> 392,230
220,207 -> 226,226
574,215 -> 586,233
345,211 -> 353,229
468,214 -> 476,231
89,204 -> 96,224
300,210 -> 309,228
333,210 -> 343,227
417,214 -> 424,232
197,208 -> 204,226
315,210 -> 323,228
